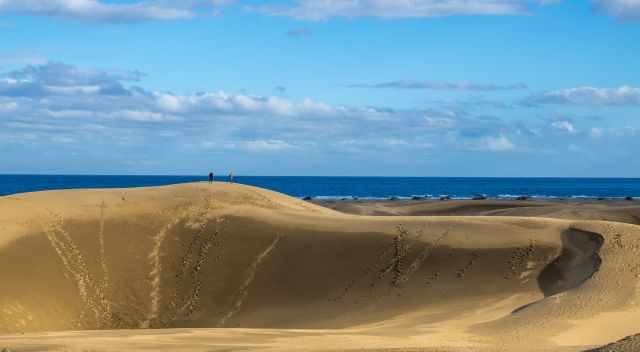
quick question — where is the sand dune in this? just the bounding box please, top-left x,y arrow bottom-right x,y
315,198 -> 640,224
1,183 -> 639,351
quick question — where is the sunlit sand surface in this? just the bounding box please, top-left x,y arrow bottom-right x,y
1,183 -> 639,351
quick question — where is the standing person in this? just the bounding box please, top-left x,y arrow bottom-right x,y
208,172 -> 214,184
229,171 -> 234,183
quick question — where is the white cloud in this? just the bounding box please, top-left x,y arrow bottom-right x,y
0,61 -> 143,97
0,101 -> 18,112
478,135 -> 515,152
335,137 -> 432,153
590,127 -> 603,138
213,139 -> 298,152
0,132 -> 39,143
593,0 -> 640,20
112,110 -> 182,123
3,0 -> 636,23
0,0 -> 229,22
3,61 -> 612,162
424,117 -> 457,129
156,93 -> 183,112
152,92 -> 338,117
41,108 -> 181,123
251,0 -> 530,20
51,135 -> 76,144
551,120 -> 576,133
382,138 -> 409,146
350,80 -> 527,91
525,86 -> 640,106
243,140 -> 296,152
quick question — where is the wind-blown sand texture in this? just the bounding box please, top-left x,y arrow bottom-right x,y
1,183 -> 639,351
313,198 -> 640,224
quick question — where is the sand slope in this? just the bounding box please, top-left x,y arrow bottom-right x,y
315,199 -> 640,224
1,183 -> 639,351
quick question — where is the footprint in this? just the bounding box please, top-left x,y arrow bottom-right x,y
218,234 -> 281,327
456,252 -> 479,278
332,225 -> 449,302
42,210 -> 107,329
426,271 -> 441,285
504,240 -> 536,280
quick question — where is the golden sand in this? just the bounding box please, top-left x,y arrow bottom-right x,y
0,182 -> 639,351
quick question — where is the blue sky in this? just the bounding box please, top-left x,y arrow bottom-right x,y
0,0 -> 639,176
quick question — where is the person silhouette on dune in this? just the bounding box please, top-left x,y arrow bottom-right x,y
208,172 -> 214,184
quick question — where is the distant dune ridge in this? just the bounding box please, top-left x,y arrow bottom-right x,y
313,198 -> 640,224
0,183 -> 639,351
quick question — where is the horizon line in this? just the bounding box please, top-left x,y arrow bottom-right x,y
1,174 -> 640,179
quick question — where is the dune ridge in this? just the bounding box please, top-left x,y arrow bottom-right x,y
315,198 -> 640,225
0,182 -> 639,351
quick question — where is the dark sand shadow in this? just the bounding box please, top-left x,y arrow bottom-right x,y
512,228 -> 604,314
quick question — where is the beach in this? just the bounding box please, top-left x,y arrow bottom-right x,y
1,182 -> 639,351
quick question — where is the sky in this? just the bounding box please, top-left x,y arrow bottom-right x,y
0,0 -> 639,177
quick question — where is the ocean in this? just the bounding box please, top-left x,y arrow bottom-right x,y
1,175 -> 640,200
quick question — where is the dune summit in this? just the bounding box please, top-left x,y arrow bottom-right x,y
1,183 -> 639,351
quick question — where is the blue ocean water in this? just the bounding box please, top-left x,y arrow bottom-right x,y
1,175 -> 640,200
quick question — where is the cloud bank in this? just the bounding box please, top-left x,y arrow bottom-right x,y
0,0 -> 227,22
349,80 -> 528,91
1,62 -> 636,175
0,62 -> 534,156
2,0 -> 637,23
524,86 -> 640,106
250,0 -> 531,20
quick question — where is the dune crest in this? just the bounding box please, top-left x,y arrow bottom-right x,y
1,183 -> 639,351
